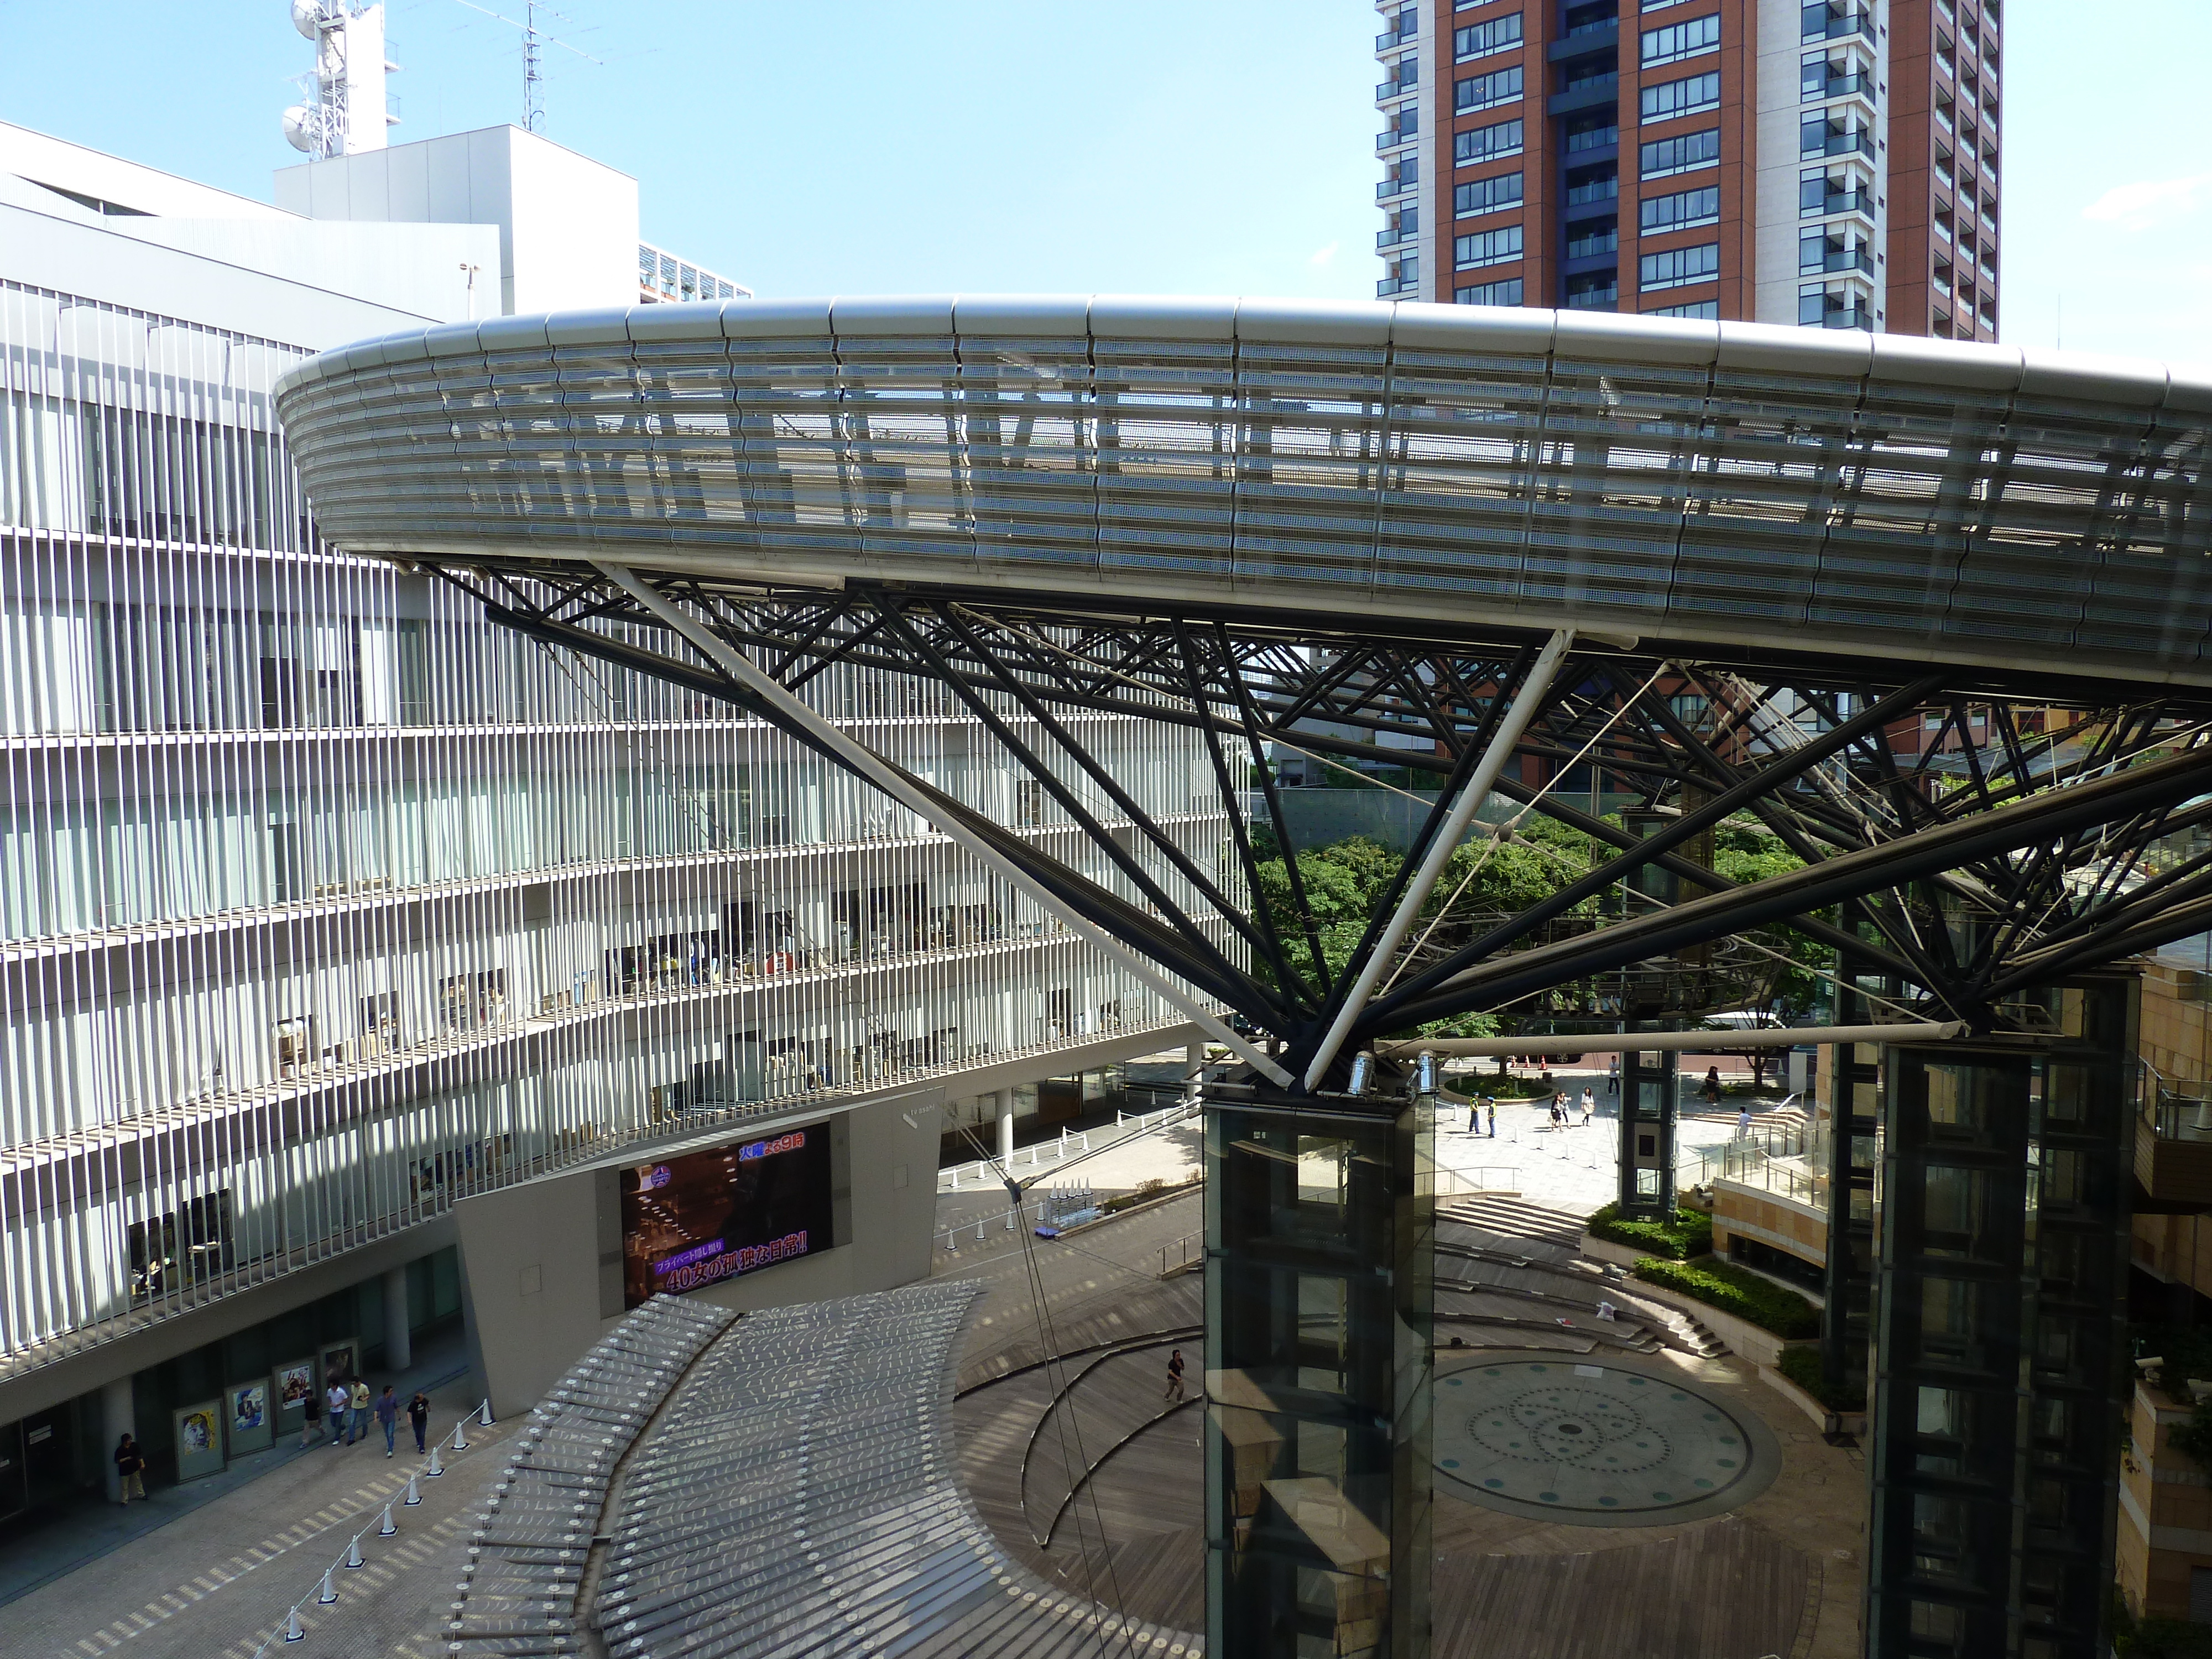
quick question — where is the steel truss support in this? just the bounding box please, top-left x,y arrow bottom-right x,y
425,554 -> 2211,1659
1302,629 -> 1574,1089
588,561 -> 1293,1087
437,559 -> 2212,1070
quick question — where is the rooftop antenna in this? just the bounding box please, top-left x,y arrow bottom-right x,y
283,1 -> 399,159
450,0 -> 602,133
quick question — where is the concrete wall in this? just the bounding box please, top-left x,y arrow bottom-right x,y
2117,1376 -> 2212,1623
0,119 -> 294,220
274,126 -> 639,316
0,174 -> 469,347
454,1084 -> 943,1417
1711,1180 -> 1828,1268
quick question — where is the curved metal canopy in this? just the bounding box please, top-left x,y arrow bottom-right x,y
274,295 -> 2212,694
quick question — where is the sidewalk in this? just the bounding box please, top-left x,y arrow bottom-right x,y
0,1324 -> 474,1610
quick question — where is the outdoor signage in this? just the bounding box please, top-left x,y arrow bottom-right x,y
618,1123 -> 834,1309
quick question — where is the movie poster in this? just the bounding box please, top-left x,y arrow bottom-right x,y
228,1380 -> 273,1455
619,1121 -> 836,1309
274,1359 -> 316,1421
174,1400 -> 225,1481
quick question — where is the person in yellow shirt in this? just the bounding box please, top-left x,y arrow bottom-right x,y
348,1378 -> 371,1446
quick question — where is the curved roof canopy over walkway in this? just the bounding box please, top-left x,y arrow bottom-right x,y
276,294 -> 2212,690
276,300 -> 2212,1073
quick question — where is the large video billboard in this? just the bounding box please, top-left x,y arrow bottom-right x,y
618,1122 -> 836,1309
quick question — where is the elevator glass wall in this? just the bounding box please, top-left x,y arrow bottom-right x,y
1206,1090 -> 1433,1658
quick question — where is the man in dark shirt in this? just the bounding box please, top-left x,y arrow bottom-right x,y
113,1434 -> 145,1504
1163,1348 -> 1186,1404
374,1385 -> 401,1457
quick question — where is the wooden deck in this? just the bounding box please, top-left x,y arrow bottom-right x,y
948,1203 -> 1850,1655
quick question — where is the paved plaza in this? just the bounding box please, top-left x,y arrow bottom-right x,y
7,1368 -> 510,1659
10,1062 -> 1792,1659
1434,1353 -> 1782,1526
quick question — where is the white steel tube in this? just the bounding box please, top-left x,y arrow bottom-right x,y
1371,1019 -> 1965,1058
1302,629 -> 1575,1091
594,561 -> 1294,1087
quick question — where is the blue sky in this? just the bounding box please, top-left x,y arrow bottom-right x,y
0,1 -> 2206,368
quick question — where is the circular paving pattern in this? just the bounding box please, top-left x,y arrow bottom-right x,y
1432,1356 -> 1778,1527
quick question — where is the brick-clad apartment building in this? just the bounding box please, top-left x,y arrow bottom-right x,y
1374,0 -> 2000,338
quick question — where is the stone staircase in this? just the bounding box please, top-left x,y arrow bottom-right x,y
1439,1193 -> 1590,1251
1436,1195 -> 1733,1361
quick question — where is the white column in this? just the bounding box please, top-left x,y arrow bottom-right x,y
383,1265 -> 412,1372
996,1091 -> 1015,1164
1187,1040 -> 1206,1108
100,1375 -> 134,1503
1302,628 -> 1575,1091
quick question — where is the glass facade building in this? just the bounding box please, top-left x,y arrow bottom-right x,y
0,131 -> 1223,1499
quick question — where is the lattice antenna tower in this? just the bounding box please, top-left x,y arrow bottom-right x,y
523,0 -> 544,132
451,0 -> 603,134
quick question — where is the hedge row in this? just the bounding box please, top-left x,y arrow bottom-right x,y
1585,1202 -> 1713,1261
1631,1256 -> 1819,1339
1775,1344 -> 1864,1412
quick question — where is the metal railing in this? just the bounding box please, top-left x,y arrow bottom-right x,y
1427,1162 -> 1520,1197
1805,129 -> 1876,160
1679,1113 -> 1827,1208
936,1097 -> 1197,1193
1160,1228 -> 1204,1276
1803,9 -> 1874,44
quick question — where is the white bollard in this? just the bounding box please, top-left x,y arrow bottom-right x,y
478,1400 -> 493,1428
425,1444 -> 444,1478
404,1471 -> 421,1505
452,1419 -> 468,1453
345,1532 -> 364,1569
379,1503 -> 397,1537
319,1567 -> 337,1604
284,1605 -> 306,1643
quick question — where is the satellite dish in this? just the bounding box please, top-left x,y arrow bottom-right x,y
291,0 -> 325,39
281,106 -> 319,153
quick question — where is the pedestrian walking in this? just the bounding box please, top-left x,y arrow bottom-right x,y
1164,1348 -> 1186,1404
301,1384 -> 324,1448
1579,1088 -> 1594,1126
1703,1065 -> 1724,1107
1736,1104 -> 1753,1140
1606,1056 -> 1620,1097
348,1377 -> 371,1445
114,1433 -> 146,1504
326,1381 -> 350,1448
408,1390 -> 431,1455
374,1385 -> 400,1457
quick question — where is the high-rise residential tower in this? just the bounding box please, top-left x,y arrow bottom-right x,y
1375,0 -> 2000,338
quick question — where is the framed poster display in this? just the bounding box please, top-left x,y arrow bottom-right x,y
273,1359 -> 315,1426
227,1380 -> 273,1455
173,1399 -> 225,1482
319,1339 -> 358,1391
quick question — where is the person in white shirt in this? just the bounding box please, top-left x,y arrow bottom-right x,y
325,1383 -> 350,1449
